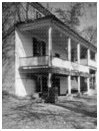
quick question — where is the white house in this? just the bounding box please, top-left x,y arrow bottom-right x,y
3,2 -> 97,99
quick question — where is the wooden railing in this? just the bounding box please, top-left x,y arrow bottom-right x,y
52,57 -> 89,73
19,56 -> 49,67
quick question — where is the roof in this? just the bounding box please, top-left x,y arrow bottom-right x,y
3,2 -> 97,51
17,15 -> 97,52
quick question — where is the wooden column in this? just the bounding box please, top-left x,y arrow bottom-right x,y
48,27 -> 52,66
87,77 -> 90,94
77,43 -> 80,64
40,76 -> 42,93
68,75 -> 71,95
95,52 -> 97,62
95,71 -> 97,89
87,49 -> 90,65
48,73 -> 52,88
68,37 -> 71,61
78,76 -> 80,94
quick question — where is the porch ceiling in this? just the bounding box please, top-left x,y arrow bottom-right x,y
17,15 -> 96,52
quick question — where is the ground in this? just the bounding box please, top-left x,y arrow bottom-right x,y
2,93 -> 97,129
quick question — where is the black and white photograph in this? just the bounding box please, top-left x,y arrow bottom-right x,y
2,1 -> 97,129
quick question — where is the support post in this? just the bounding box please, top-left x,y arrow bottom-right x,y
48,27 -> 52,66
78,76 -> 80,94
68,75 -> 71,95
87,77 -> 90,94
77,43 -> 80,64
48,73 -> 52,89
87,49 -> 90,65
40,76 -> 42,93
95,71 -> 97,89
47,73 -> 55,103
68,37 -> 71,61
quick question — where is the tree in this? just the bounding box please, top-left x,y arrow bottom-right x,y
46,3 -> 53,12
55,3 -> 83,31
81,26 -> 97,45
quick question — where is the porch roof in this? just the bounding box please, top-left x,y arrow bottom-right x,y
16,15 -> 97,52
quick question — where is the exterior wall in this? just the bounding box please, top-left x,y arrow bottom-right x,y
71,77 -> 78,90
2,31 -> 15,94
60,76 -> 68,95
15,29 -> 33,57
15,73 -> 36,97
15,29 -> 37,97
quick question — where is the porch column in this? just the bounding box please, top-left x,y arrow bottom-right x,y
48,27 -> 52,66
87,77 -> 90,94
40,76 -> 42,93
48,73 -> 52,89
87,49 -> 90,65
68,37 -> 71,61
78,76 -> 80,94
95,70 -> 97,89
48,73 -> 52,97
77,43 -> 80,64
68,75 -> 71,94
95,52 -> 97,62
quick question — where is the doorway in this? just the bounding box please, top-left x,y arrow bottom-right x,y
52,76 -> 60,96
33,37 -> 46,56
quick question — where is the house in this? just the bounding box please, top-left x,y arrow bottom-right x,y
3,2 -> 97,99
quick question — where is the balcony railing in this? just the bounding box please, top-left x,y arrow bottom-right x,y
19,56 -> 96,73
52,57 -> 89,73
19,56 -> 49,67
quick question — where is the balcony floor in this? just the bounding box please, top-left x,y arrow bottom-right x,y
19,66 -> 89,77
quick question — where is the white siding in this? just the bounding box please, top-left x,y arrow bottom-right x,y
15,29 -> 36,97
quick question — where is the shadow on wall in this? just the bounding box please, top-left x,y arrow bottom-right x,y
18,72 -> 37,97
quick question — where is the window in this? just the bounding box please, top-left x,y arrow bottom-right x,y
90,50 -> 95,61
71,39 -> 77,62
80,45 -> 87,59
33,38 -> 46,56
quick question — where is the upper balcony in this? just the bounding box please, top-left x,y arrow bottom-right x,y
19,56 -> 89,74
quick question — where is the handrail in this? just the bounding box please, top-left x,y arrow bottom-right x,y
19,55 -> 48,59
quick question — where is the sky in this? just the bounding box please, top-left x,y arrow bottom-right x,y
41,2 -> 97,31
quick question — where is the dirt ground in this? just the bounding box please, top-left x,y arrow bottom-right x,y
2,94 -> 97,129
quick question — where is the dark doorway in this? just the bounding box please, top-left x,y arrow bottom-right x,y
33,37 -> 46,56
80,77 -> 87,93
42,76 -> 48,93
52,76 -> 60,96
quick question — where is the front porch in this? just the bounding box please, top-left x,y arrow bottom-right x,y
15,16 -> 97,98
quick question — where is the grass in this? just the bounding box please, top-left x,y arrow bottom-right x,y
2,93 -> 97,129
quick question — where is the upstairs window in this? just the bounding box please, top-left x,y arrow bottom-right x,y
80,45 -> 87,59
90,50 -> 96,61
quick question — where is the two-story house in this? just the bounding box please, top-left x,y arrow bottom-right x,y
3,2 -> 97,98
